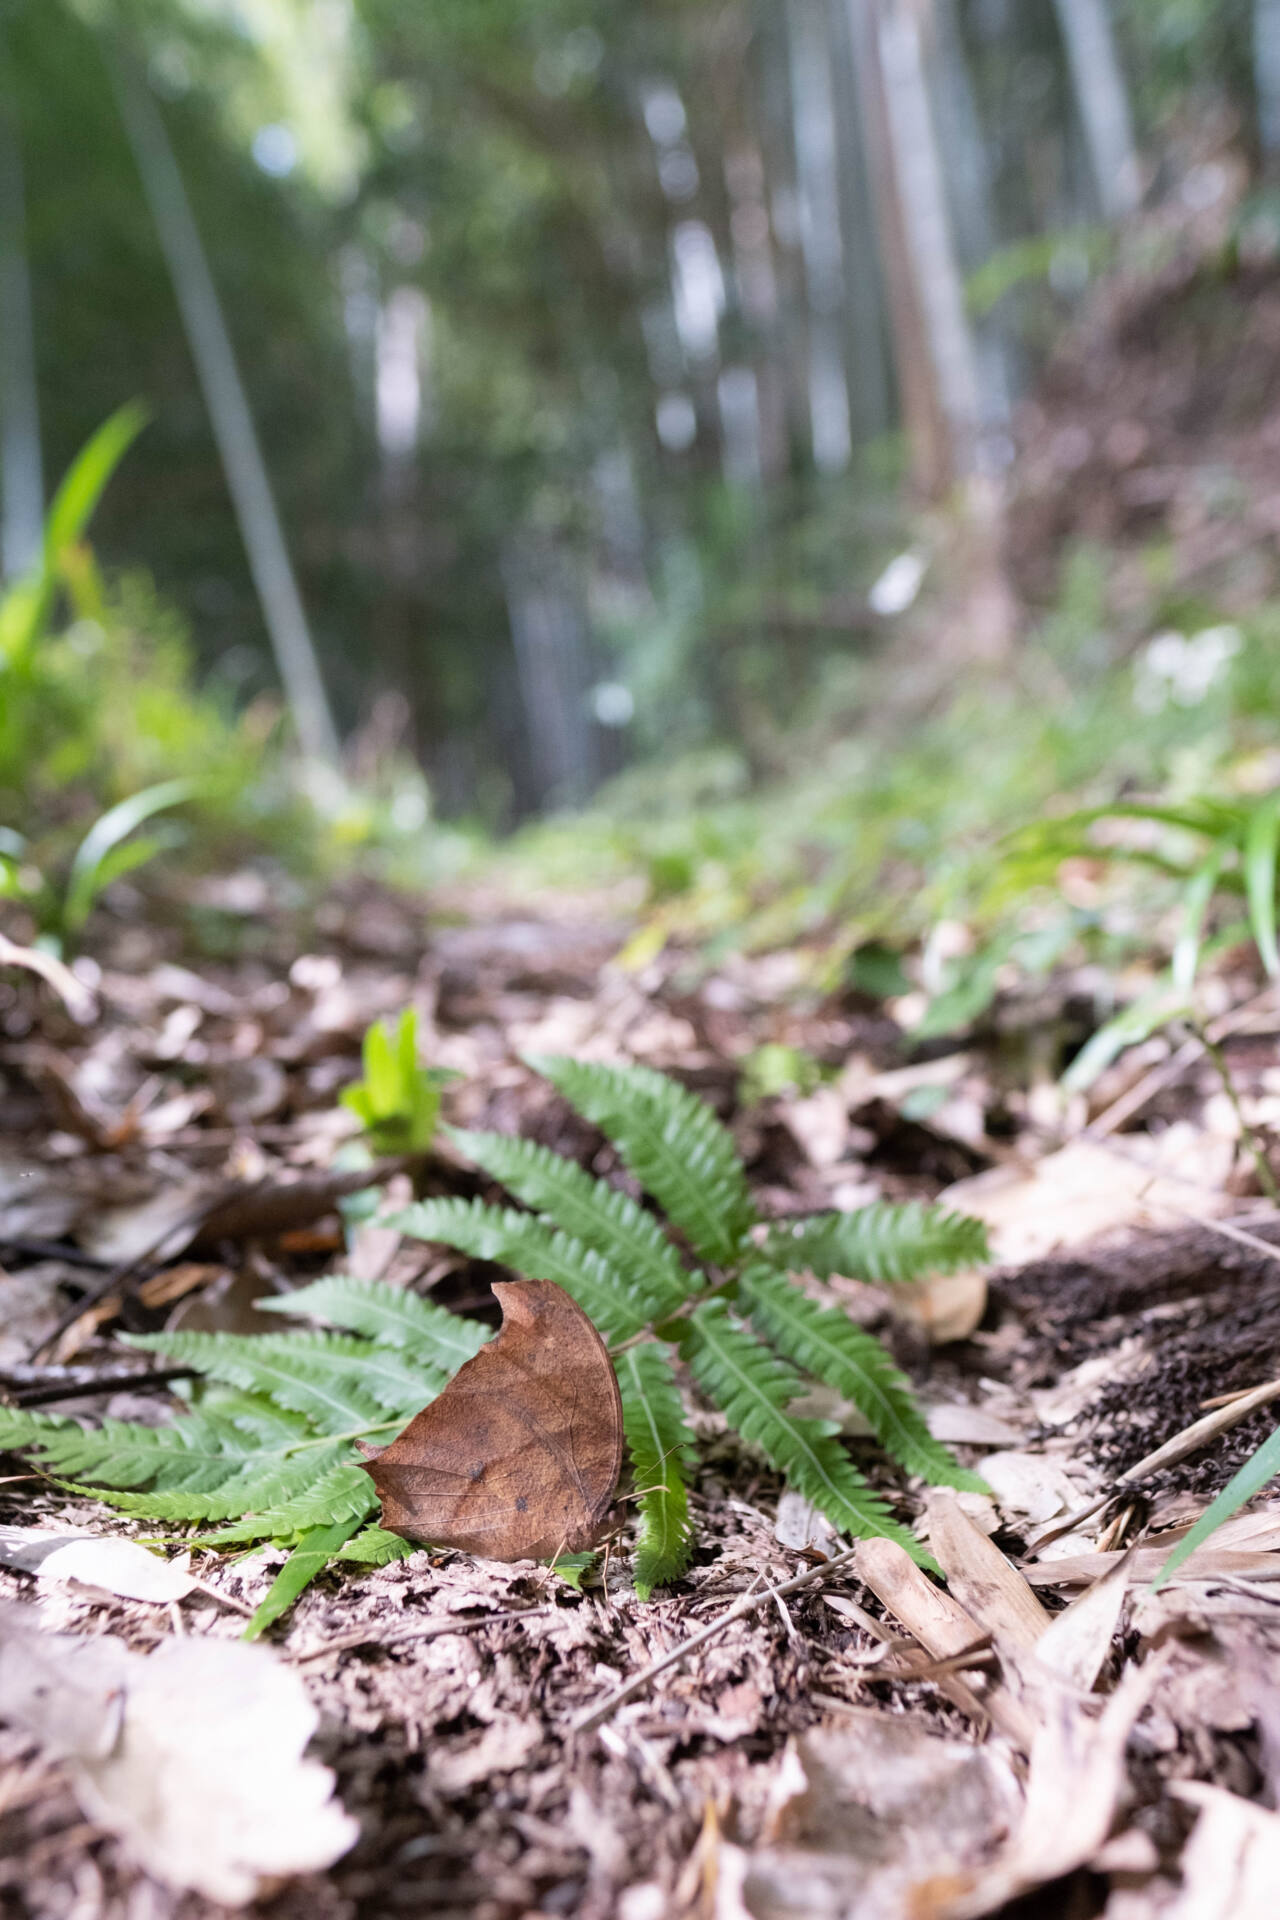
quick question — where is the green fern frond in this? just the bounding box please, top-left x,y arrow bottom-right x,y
389,1195 -> 659,1341
763,1202 -> 988,1286
527,1055 -> 755,1264
335,1525 -> 416,1565
244,1514 -> 365,1641
616,1342 -> 696,1599
740,1265 -> 986,1490
225,1330 -> 441,1417
62,1441 -> 354,1521
125,1329 -> 391,1434
256,1274 -> 489,1373
197,1462 -> 380,1545
0,1401 -> 290,1494
448,1127 -> 694,1312
681,1300 -> 932,1566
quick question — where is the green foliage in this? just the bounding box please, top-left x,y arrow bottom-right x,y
739,1265 -> 985,1489
0,402 -> 149,674
739,1044 -> 823,1104
680,1300 -> 930,1564
400,1057 -> 988,1577
616,1342 -> 696,1599
0,1320 -> 438,1615
0,1061 -> 986,1619
1153,1418 -> 1280,1589
526,1055 -> 756,1265
762,1204 -> 989,1288
340,1010 -> 445,1154
977,786 -> 1280,1091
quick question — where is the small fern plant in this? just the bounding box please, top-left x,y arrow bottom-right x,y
0,1058 -> 988,1632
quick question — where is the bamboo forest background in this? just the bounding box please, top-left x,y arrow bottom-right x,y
1,0 -> 1277,824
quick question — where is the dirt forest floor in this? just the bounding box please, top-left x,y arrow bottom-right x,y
5,872 -> 1280,1919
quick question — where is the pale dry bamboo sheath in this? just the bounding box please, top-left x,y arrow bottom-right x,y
0,29 -> 43,581
105,43 -> 340,767
1051,0 -> 1141,220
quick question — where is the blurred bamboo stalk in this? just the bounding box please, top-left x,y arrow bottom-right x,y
106,41 -> 340,766
1052,0 -> 1142,220
0,25 -> 44,581
1257,0 -> 1280,159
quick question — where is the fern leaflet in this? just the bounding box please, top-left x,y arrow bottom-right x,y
681,1300 -> 933,1566
448,1127 -> 693,1312
616,1342 -> 696,1599
198,1461 -> 380,1545
389,1196 -> 659,1341
740,1264 -> 987,1490
527,1055 -> 756,1263
245,1514 -> 365,1641
256,1274 -> 490,1373
124,1329 -> 393,1434
763,1202 -> 989,1286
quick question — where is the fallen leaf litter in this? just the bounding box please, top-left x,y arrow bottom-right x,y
5,876 -> 1280,1917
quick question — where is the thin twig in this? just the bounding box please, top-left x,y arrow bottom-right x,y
30,1182 -> 244,1360
569,1547 -> 861,1734
1192,1016 -> 1280,1201
291,1604 -> 554,1662
1086,985 -> 1278,1140
6,1366 -> 196,1408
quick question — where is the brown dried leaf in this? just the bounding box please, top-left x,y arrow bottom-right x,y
361,1278 -> 624,1561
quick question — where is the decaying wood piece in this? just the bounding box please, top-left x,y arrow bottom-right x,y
925,1491 -> 1050,1652
852,1537 -> 1035,1746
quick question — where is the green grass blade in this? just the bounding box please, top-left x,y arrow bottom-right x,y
1172,843 -> 1229,993
242,1513 -> 364,1640
1244,795 -> 1280,978
63,778 -> 195,934
1152,1422 -> 1280,1590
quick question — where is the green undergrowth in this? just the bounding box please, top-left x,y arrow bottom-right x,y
495,582 -> 1280,1011
0,1060 -> 988,1634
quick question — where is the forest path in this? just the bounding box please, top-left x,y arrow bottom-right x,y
3,872 -> 1280,1918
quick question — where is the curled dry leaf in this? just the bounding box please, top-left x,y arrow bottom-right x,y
360,1278 -> 624,1561
714,1712 -> 1022,1920
0,1604 -> 357,1905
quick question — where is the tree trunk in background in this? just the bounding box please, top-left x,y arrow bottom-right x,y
1257,0 -> 1280,160
826,0 -> 894,447
874,0 -> 984,486
108,45 -> 340,766
501,539 -> 598,812
852,0 -> 1016,660
787,0 -> 852,474
0,35 -> 43,580
1052,0 -> 1141,220
846,0 -> 948,496
928,0 -> 1019,430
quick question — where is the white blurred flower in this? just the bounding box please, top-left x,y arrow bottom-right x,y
868,551 -> 926,617
1133,625 -> 1242,712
